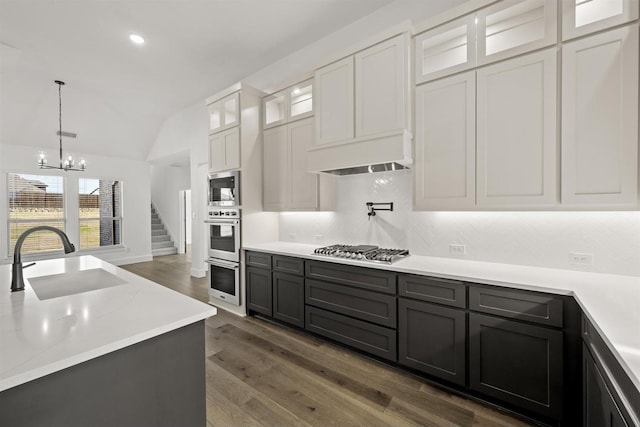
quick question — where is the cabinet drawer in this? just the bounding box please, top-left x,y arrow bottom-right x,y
305,261 -> 396,294
245,251 -> 272,269
305,306 -> 396,362
273,255 -> 304,276
399,275 -> 466,308
305,279 -> 397,328
469,286 -> 563,327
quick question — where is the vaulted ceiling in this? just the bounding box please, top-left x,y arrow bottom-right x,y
0,0 -> 396,161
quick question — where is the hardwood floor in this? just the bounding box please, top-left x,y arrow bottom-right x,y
122,253 -> 537,427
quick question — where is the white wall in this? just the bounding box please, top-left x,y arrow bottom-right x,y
279,171 -> 640,277
0,143 -> 152,265
150,164 -> 190,247
147,102 -> 210,276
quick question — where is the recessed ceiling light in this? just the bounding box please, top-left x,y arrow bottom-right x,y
129,34 -> 145,45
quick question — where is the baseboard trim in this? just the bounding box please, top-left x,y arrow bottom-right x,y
191,267 -> 207,278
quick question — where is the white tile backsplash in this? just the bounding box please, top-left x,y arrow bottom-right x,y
279,170 -> 640,277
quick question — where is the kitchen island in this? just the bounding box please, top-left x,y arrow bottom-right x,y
0,255 -> 216,427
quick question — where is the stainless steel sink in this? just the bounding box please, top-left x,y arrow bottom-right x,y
27,268 -> 127,300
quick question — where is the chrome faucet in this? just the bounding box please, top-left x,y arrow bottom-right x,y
11,226 -> 75,292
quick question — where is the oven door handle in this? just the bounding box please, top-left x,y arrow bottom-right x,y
205,258 -> 240,269
204,219 -> 240,225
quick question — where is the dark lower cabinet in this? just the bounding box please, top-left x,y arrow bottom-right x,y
398,298 -> 466,386
469,313 -> 563,419
583,345 -> 629,427
246,266 -> 272,316
273,272 -> 304,328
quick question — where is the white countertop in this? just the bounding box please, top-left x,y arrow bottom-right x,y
244,241 -> 640,397
0,256 -> 217,392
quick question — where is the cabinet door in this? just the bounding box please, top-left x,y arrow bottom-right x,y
273,272 -> 304,328
288,118 -> 318,210
469,313 -> 563,419
398,299 -> 466,386
584,345 -> 630,427
289,80 -> 313,121
561,25 -> 639,206
477,0 -> 557,66
208,132 -> 224,172
208,100 -> 222,133
263,92 -> 287,129
222,92 -> 240,129
563,0 -> 639,41
355,34 -> 407,138
246,266 -> 272,316
314,56 -> 354,146
414,71 -> 475,210
414,15 -> 476,84
476,48 -> 557,207
222,127 -> 240,171
263,125 -> 288,210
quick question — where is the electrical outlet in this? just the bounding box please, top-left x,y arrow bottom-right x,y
449,244 -> 466,255
289,233 -> 297,242
568,252 -> 593,266
315,234 -> 323,242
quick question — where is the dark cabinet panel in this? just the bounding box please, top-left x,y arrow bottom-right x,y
246,266 -> 272,316
469,286 -> 563,327
399,275 -> 466,308
469,313 -> 563,419
583,344 -> 629,427
245,251 -> 272,269
398,298 -> 466,386
273,272 -> 304,328
306,279 -> 397,327
273,255 -> 305,276
306,260 -> 397,294
305,306 -> 397,362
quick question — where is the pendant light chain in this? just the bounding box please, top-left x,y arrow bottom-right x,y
38,80 -> 85,171
58,81 -> 63,169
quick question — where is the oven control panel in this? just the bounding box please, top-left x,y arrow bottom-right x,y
208,208 -> 240,218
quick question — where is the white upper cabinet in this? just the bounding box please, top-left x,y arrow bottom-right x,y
263,79 -> 313,129
263,117 -> 332,211
264,92 -> 286,128
354,35 -> 407,138
209,127 -> 240,173
477,0 -> 557,66
263,125 -> 288,210
562,0 -> 639,40
414,15 -> 477,84
476,48 -> 557,207
289,81 -> 313,120
314,56 -> 355,146
414,72 -> 476,210
561,25 -> 639,206
208,92 -> 240,133
314,33 -> 409,148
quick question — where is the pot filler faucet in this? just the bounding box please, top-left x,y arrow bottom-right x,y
11,226 -> 75,292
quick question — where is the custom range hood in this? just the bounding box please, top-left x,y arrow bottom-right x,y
307,129 -> 413,175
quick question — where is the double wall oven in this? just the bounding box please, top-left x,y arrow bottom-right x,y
206,171 -> 241,306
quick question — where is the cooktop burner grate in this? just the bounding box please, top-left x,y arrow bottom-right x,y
313,244 -> 409,264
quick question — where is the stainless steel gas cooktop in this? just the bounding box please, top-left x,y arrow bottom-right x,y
312,244 -> 409,264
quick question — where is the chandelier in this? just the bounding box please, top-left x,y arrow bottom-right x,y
38,80 -> 86,171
